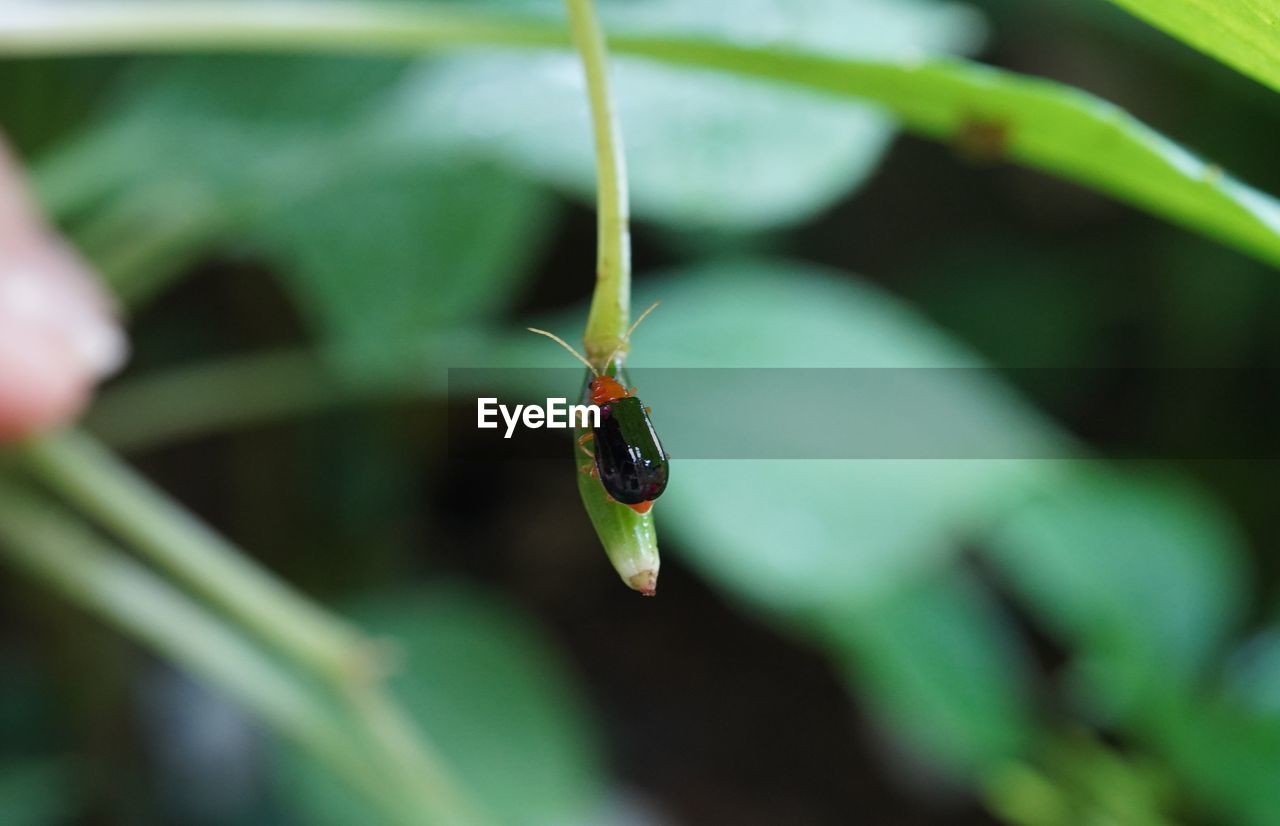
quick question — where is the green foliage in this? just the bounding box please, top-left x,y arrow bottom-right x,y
984,469 -> 1248,721
41,52 -> 556,330
499,261 -> 1050,771
508,264 -> 1272,804
277,587 -> 605,826
1144,690 -> 1280,826
619,263 -> 1059,611
825,568 -> 1035,775
6,2 -> 1280,825
252,160 -> 552,378
597,36 -> 1280,268
411,0 -> 983,229
42,54 -> 406,218
16,3 -> 1280,268
1106,0 -> 1280,94
987,735 -> 1176,826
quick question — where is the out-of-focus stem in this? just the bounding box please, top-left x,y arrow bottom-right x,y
14,432 -> 492,824
0,478 -> 418,825
87,349 -> 350,451
19,429 -> 372,683
0,3 -> 567,56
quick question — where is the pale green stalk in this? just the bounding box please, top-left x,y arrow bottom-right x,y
0,3 -> 565,55
19,429 -> 371,683
564,0 -> 631,363
562,0 -> 659,594
8,3 -> 1280,270
16,431 -> 492,824
0,479 -> 420,825
86,349 -> 349,451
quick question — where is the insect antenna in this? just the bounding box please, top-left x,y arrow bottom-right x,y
603,300 -> 661,367
527,327 -> 599,376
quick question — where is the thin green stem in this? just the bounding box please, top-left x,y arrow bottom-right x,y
18,429 -> 372,684
9,3 -> 1280,271
561,0 -> 658,594
14,431 -> 491,824
0,478 -> 416,825
0,3 -> 566,55
564,0 -> 631,363
86,349 -> 351,451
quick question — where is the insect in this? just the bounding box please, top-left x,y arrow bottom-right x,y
528,303 -> 669,514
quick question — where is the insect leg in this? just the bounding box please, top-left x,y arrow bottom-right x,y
577,431 -> 595,460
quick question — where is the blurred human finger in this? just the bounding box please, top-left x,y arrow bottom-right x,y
0,137 -> 126,442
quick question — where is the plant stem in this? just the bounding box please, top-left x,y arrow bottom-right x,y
86,349 -> 351,451
0,478 -> 417,825
14,431 -> 491,824
564,0 -> 631,363
9,3 -> 1280,271
0,3 -> 567,55
84,330 -> 499,451
561,0 -> 659,594
18,429 -> 372,684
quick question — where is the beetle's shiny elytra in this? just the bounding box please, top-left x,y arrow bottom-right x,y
586,375 -> 668,513
527,302 -> 669,515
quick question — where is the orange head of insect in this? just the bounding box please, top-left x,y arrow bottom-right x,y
588,375 -> 631,406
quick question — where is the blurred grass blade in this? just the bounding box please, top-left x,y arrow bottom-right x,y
19,430 -> 370,683
0,478 -> 414,824
1105,0 -> 1280,94
16,431 -> 492,825
612,41 -> 1280,270
5,4 -> 1280,267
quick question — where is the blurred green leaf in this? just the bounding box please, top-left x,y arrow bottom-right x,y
45,52 -> 556,340
1138,623 -> 1280,825
24,4 -> 1280,266
597,36 -> 1280,269
1144,692 -> 1280,826
0,59 -> 119,155
987,734 -> 1176,826
1224,626 -> 1280,716
499,260 -> 1053,773
277,586 -> 604,826
43,54 -> 408,216
626,262 -> 1047,773
250,160 -> 552,379
613,262 -> 1062,612
1105,0 -> 1280,94
983,468 -> 1247,720
497,260 -> 1060,607
404,0 -> 983,230
821,567 -> 1034,775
